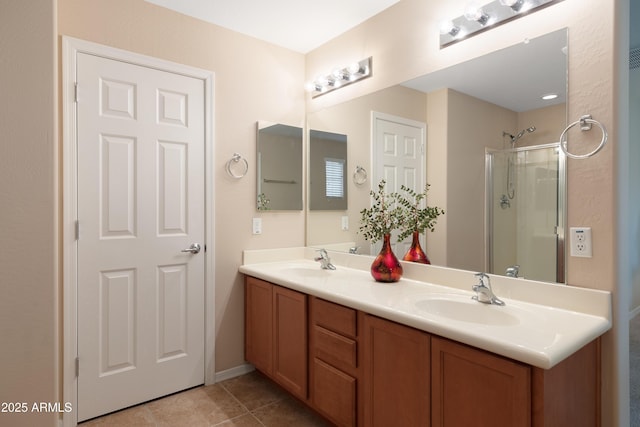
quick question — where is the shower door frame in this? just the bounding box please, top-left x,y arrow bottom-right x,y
484,142 -> 566,283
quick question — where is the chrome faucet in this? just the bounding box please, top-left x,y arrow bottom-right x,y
349,246 -> 360,254
505,265 -> 520,278
314,249 -> 336,270
472,273 -> 505,306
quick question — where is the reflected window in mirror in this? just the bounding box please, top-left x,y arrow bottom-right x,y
256,122 -> 303,211
309,130 -> 348,211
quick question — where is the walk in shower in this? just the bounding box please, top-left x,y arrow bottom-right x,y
485,143 -> 566,283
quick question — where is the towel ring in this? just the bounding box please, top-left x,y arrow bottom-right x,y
225,153 -> 249,179
353,166 -> 367,185
559,115 -> 608,160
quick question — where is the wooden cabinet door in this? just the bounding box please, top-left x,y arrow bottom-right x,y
312,358 -> 357,427
363,314 -> 430,427
431,336 -> 531,427
273,285 -> 308,400
244,277 -> 273,375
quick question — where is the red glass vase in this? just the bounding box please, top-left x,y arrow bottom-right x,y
403,230 -> 431,264
370,234 -> 403,282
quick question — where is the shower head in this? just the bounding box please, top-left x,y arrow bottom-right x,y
514,126 -> 536,140
504,126 -> 536,145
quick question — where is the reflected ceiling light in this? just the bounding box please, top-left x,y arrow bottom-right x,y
306,57 -> 372,98
440,0 -> 564,48
541,93 -> 559,100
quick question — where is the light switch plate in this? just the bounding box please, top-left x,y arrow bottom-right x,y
252,218 -> 262,235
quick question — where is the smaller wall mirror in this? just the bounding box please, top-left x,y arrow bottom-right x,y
309,130 -> 348,211
256,122 -> 303,211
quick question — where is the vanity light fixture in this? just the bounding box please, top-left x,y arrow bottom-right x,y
306,57 -> 372,98
440,0 -> 564,48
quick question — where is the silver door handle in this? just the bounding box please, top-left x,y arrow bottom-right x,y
181,243 -> 201,254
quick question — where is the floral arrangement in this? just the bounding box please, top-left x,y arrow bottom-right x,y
394,184 -> 444,241
359,181 -> 444,243
358,180 -> 404,243
257,193 -> 270,211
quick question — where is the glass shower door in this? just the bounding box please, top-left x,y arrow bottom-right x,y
485,143 -> 565,283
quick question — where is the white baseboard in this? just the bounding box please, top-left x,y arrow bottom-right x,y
213,363 -> 255,383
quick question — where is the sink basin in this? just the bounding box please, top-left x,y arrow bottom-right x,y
279,266 -> 333,278
415,297 -> 520,326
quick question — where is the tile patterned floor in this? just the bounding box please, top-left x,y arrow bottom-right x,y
80,371 -> 332,426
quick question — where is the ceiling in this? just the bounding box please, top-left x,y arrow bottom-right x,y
144,0 -> 401,53
403,29 -> 568,113
145,1 -> 636,112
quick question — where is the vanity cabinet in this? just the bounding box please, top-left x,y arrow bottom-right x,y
309,297 -> 361,427
244,277 -> 307,400
244,276 -> 600,427
362,314 -> 430,427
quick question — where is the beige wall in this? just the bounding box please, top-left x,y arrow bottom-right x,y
0,1 -> 58,426
306,0 -> 623,424
517,103 -> 567,147
440,89 -> 516,271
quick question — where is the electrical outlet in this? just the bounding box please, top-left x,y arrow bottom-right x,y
570,227 -> 592,257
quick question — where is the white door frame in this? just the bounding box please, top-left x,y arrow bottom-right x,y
62,36 -> 215,427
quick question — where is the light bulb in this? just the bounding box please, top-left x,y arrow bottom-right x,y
499,0 -> 525,11
464,3 -> 489,24
348,62 -> 362,75
439,20 -> 460,36
316,75 -> 329,87
304,82 -> 316,93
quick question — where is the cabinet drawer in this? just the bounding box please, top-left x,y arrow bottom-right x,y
312,358 -> 357,427
312,297 -> 357,338
314,325 -> 357,371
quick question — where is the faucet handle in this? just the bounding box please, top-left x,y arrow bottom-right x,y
315,248 -> 328,259
474,272 -> 490,285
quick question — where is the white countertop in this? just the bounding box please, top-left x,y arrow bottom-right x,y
239,247 -> 612,369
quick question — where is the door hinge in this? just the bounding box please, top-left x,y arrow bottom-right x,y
74,82 -> 78,103
75,220 -> 80,240
75,357 -> 79,377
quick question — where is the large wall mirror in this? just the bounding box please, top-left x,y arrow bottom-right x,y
306,28 -> 568,284
256,122 -> 303,211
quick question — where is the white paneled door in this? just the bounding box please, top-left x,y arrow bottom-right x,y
372,113 -> 427,256
76,53 -> 205,421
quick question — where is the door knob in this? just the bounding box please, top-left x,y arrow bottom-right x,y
181,243 -> 201,254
